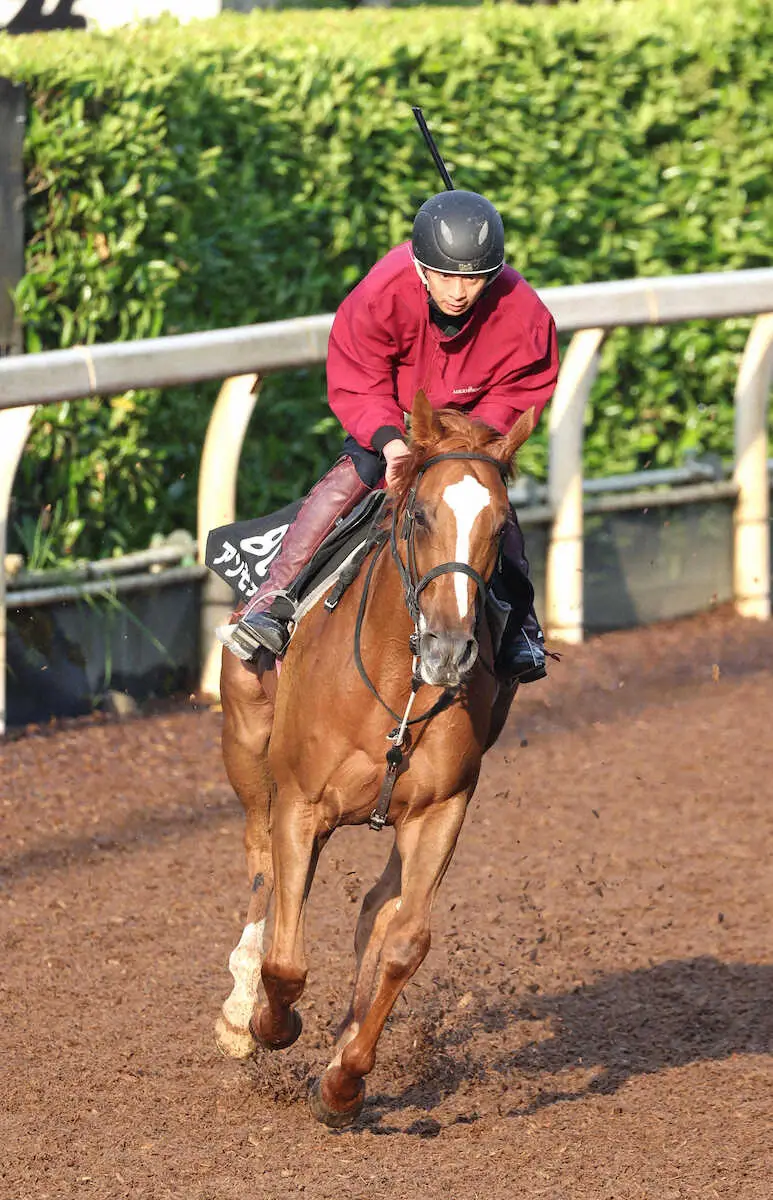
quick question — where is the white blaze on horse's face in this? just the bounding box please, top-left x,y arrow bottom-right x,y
441,475 -> 492,620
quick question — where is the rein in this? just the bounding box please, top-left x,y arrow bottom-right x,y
352,450 -> 508,831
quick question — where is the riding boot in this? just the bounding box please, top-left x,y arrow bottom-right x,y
494,509 -> 547,685
218,455 -> 371,661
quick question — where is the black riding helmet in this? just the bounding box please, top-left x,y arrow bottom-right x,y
412,190 -> 505,275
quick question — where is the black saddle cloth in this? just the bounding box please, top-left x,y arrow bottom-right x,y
205,491 -> 387,606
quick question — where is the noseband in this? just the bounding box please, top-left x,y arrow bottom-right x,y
391,450 -> 509,631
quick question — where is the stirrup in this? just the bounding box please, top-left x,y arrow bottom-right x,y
217,613 -> 290,661
496,630 -> 547,685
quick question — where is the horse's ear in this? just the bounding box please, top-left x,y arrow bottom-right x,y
409,390 -> 441,449
490,407 -> 536,467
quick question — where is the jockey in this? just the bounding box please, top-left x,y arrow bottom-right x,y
220,189 -> 559,683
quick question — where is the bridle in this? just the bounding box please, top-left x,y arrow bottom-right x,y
391,450 -> 509,632
355,449 -> 509,716
352,450 -> 510,829
352,446 -> 511,830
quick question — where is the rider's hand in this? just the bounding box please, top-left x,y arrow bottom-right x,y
382,439 -> 411,488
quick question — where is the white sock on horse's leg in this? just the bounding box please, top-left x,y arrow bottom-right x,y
215,919 -> 266,1058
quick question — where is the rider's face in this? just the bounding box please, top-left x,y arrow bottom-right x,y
424,269 -> 488,316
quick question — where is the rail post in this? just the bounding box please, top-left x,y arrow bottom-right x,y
0,77 -> 26,736
0,406 -> 35,736
733,314 -> 773,620
197,373 -> 261,701
545,328 -> 606,644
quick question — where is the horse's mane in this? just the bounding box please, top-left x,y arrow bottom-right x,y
387,408 -> 507,510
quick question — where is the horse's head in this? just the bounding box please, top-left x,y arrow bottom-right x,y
390,391 -> 534,688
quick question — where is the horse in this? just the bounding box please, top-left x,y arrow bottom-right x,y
214,390 -> 534,1127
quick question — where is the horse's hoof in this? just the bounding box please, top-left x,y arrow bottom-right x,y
308,1077 -> 366,1129
250,1006 -> 302,1051
214,1015 -> 258,1060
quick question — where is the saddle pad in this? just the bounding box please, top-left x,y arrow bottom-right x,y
205,491 -> 387,606
205,500 -> 303,602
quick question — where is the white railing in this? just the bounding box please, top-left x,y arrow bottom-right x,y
1,268 -> 772,731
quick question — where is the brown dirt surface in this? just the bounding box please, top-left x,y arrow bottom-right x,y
2,608 -> 772,1200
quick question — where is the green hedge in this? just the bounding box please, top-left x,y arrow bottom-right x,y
1,0 -> 771,562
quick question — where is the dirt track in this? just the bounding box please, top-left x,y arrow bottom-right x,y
2,609 -> 772,1199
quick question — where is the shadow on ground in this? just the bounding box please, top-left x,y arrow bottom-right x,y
0,793 -> 236,887
360,956 -> 773,1133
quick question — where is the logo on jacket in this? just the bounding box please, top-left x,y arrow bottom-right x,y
452,385 -> 482,395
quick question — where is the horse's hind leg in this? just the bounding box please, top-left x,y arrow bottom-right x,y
215,656 -> 275,1059
215,803 -> 273,1058
332,842 -> 402,1061
310,793 -> 469,1128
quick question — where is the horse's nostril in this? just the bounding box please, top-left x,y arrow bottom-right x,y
459,638 -> 478,673
419,631 -> 478,678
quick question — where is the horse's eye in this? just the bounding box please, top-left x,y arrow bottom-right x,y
414,507 -> 429,530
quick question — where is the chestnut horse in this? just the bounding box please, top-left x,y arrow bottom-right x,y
215,392 -> 534,1127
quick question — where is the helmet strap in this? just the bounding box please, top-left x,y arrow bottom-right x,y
412,256 -> 430,292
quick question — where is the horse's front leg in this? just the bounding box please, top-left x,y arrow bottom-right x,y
215,656 -> 275,1059
253,796 -> 326,1050
331,842 -> 402,1063
310,792 -> 470,1128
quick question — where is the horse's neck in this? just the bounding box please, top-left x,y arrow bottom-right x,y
268,532 -> 413,700
372,532 -> 412,614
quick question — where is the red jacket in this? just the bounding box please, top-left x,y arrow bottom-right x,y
326,242 -> 559,452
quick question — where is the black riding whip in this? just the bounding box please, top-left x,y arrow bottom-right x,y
411,106 -> 455,191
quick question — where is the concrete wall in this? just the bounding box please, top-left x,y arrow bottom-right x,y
0,1 -> 269,33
